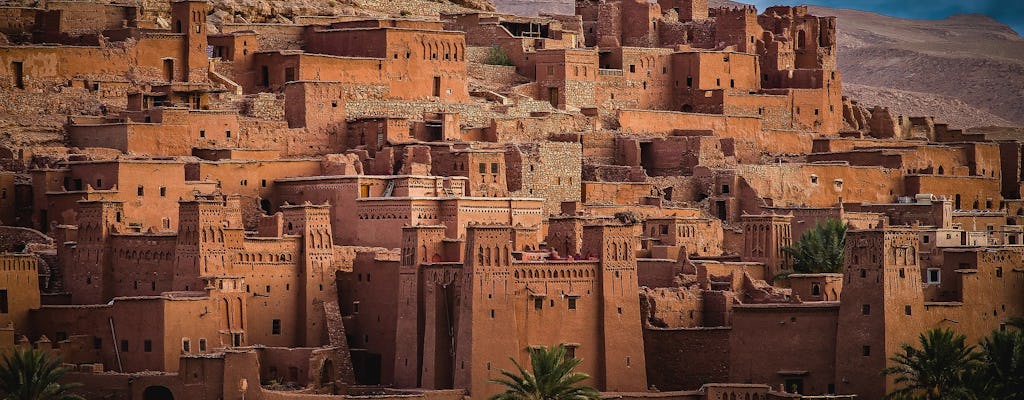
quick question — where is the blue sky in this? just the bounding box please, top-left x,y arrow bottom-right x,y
745,0 -> 1024,35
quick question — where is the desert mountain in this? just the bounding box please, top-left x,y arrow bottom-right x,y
493,0 -> 1024,129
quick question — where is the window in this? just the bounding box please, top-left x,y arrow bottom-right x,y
137,185 -> 144,196
93,337 -> 102,349
121,340 -> 129,352
261,179 -> 267,187
266,285 -> 271,293
534,298 -> 543,310
862,345 -> 871,356
199,338 -> 207,351
491,163 -> 498,174
160,187 -> 166,197
996,267 -> 1003,278
715,78 -> 720,86
564,346 -> 576,359
923,235 -> 930,244
479,163 -> 486,173
811,283 -> 821,296
899,268 -> 905,278
904,305 -> 912,316
353,301 -> 359,313
144,340 -> 152,352
927,269 -> 940,284
0,290 -> 7,313
199,129 -> 205,138
722,184 -> 730,194
860,269 -> 866,278
490,309 -> 495,318
182,339 -> 190,352
12,61 -> 24,89
660,225 -> 668,234
433,76 -> 441,97
686,76 -> 693,87
226,130 -> 231,138
568,298 -> 577,310
862,304 -> 870,315
629,65 -> 635,73
272,319 -> 282,335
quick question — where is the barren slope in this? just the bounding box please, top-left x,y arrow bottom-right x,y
493,0 -> 1024,129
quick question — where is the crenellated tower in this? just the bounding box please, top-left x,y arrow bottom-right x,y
281,201 -> 335,346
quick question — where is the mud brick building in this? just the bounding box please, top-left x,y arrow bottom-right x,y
0,0 -> 1019,399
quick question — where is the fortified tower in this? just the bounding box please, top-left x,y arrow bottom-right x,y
394,225 -> 448,388
66,199 -> 124,304
835,228 -> 924,399
454,225 -> 516,397
282,201 -> 335,346
170,0 -> 209,82
580,223 -> 647,391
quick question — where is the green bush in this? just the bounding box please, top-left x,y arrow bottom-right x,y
484,46 -> 515,66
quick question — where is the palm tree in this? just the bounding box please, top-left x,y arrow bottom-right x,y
882,328 -> 981,400
0,347 -> 82,400
780,219 -> 847,277
490,345 -> 600,400
977,326 -> 1024,399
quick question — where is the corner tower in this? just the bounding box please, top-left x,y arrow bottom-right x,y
171,0 -> 209,82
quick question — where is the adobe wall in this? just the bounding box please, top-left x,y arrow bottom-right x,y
643,327 -> 730,391
729,304 -> 838,395
0,254 -> 41,336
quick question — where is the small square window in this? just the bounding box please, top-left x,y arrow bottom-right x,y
144,340 -> 152,352
862,345 -> 871,356
927,269 -> 940,284
137,186 -> 144,196
904,305 -> 912,316
272,319 -> 281,334
491,163 -> 498,174
534,298 -> 543,310
479,163 -> 486,173
862,304 -> 870,315
568,298 -> 577,310
182,339 -> 190,352
629,65 -> 635,73
199,338 -> 207,351
160,187 -> 167,197
996,267 -> 1003,278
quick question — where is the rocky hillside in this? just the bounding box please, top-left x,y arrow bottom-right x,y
816,7 -> 1024,129
493,0 -> 1024,129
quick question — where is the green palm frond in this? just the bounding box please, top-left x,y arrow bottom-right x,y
489,345 -> 599,400
0,347 -> 83,400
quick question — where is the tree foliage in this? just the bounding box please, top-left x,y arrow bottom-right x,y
0,347 -> 82,400
489,345 -> 600,400
484,46 -> 515,67
781,219 -> 847,275
977,326 -> 1024,399
884,325 -> 1024,400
